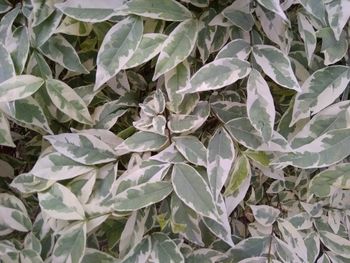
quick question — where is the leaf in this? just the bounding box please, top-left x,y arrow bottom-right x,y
222,2 -> 254,32
0,75 -> 44,102
153,19 -> 198,80
32,10 -> 63,47
1,96 -> 53,134
38,182 -> 85,220
94,16 -> 143,90
216,39 -> 251,60
39,34 -> 88,74
207,127 -> 235,201
20,249 -> 43,263
150,232 -> 184,262
225,155 -> 251,196
32,0 -> 57,26
297,13 -> 316,65
318,27 -> 348,65
170,194 -> 203,246
52,223 -> 86,263
173,136 -> 207,167
309,163 -> 350,197
319,231 -> 350,259
112,181 -> 173,211
55,0 -> 125,23
0,193 -> 32,232
178,58 -> 251,93
250,205 -> 280,227
256,0 -> 288,21
197,9 -> 217,63
247,69 -> 275,142
274,128 -> 350,168
0,111 -> 14,147
150,143 -> 186,164
31,152 -> 94,181
45,133 -> 116,165
122,0 -> 192,21
0,43 -> 15,83
252,45 -> 301,92
10,173 -> 54,194
171,163 -> 218,220
325,0 -> 350,41
116,131 -> 168,153
10,26 -> 30,74
56,16 -> 92,36
123,33 -> 167,69
45,79 -> 93,125
120,237 -> 152,263
82,248 -> 118,263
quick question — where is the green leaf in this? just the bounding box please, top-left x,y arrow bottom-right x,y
247,69 -> 275,142
122,0 -> 192,21
55,0 -> 125,23
112,181 -> 173,211
38,182 -> 85,220
45,79 -> 93,125
0,75 -> 44,102
171,163 -> 218,220
309,163 -> 350,197
207,127 -> 235,200
56,16 -> 93,36
52,223 -> 86,263
31,152 -> 94,181
45,133 -> 116,165
252,45 -> 301,92
178,58 -> 251,93
0,193 -> 32,232
225,155 -> 251,196
39,34 -> 88,74
173,136 -> 207,167
153,19 -> 198,80
94,16 -> 143,90
292,66 -> 350,124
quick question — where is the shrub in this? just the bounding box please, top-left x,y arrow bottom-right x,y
0,0 -> 350,262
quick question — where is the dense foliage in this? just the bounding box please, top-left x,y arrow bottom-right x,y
0,0 -> 350,262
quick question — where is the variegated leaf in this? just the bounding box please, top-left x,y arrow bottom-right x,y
309,163 -> 350,197
150,143 -> 186,164
172,163 -> 218,221
116,131 -> 168,153
45,133 -> 116,165
319,230 -> 350,259
256,0 -> 288,21
0,194 -> 32,232
112,181 -> 173,211
173,136 -> 207,167
119,237 -> 151,263
207,127 -> 235,201
32,0 -> 57,26
250,205 -> 280,227
45,79 -> 93,125
39,34 -> 88,74
292,66 -> 350,124
170,194 -> 203,246
221,2 -> 254,32
297,13 -> 316,65
55,0 -> 125,23
225,155 -> 251,196
247,69 -> 275,142
0,43 -> 15,84
10,173 -> 54,194
121,0 -> 192,21
0,111 -> 14,147
82,249 -> 118,263
0,75 -> 44,102
123,33 -> 166,69
52,223 -> 86,263
31,152 -> 94,181
56,16 -> 92,36
197,9 -> 217,63
38,183 -> 85,220
94,16 -> 143,90
153,19 -> 198,80
325,0 -> 350,41
216,39 -> 251,60
150,232 -> 184,262
178,58 -> 251,93
252,45 -> 301,92
9,26 -> 30,75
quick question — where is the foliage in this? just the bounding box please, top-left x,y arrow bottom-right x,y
0,0 -> 350,262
